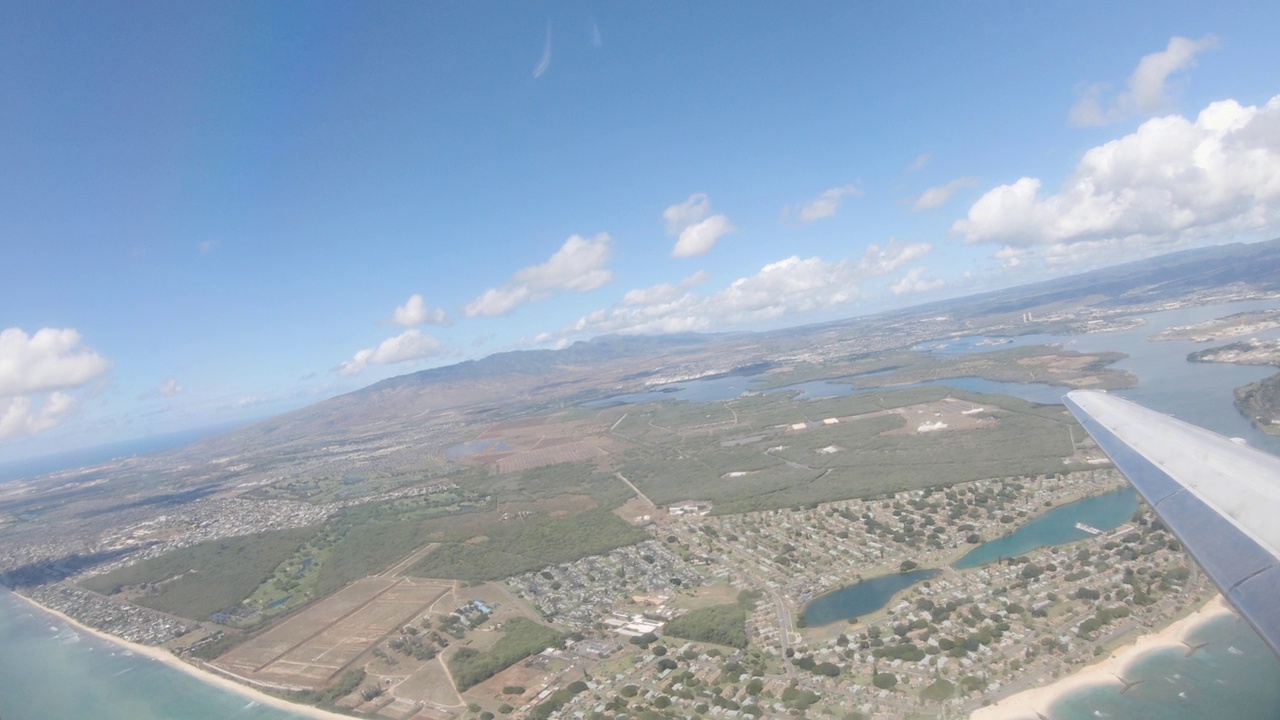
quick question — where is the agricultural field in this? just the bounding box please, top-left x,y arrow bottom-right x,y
213,576 -> 452,689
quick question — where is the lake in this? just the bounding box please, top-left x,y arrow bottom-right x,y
952,487 -> 1139,569
802,568 -> 941,627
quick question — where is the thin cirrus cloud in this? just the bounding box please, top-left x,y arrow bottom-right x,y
337,329 -> 445,377
533,24 -> 552,79
664,194 -> 735,258
911,177 -> 978,212
560,240 -> 932,337
464,233 -> 614,318
391,294 -> 451,327
791,184 -> 862,223
1070,35 -> 1217,127
0,327 -> 111,438
954,95 -> 1280,265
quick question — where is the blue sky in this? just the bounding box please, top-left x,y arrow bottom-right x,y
2,1 -> 1279,461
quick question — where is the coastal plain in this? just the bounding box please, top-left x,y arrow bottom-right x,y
3,244 -> 1280,719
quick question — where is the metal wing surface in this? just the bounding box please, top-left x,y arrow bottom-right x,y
1063,389 -> 1280,657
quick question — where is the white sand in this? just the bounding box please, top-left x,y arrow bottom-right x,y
13,593 -> 358,720
972,595 -> 1234,719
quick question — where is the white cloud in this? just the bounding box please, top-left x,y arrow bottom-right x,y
0,327 -> 110,439
391,294 -> 450,327
891,267 -> 945,296
464,233 -> 614,317
955,95 -> 1280,256
1,393 -> 77,439
621,271 -> 711,307
156,377 -> 183,397
197,240 -> 220,256
663,193 -> 710,234
1070,35 -> 1217,126
672,215 -> 735,258
910,153 -> 932,171
338,329 -> 445,377
664,194 -> 734,257
911,177 -> 978,212
563,240 -> 932,336
794,185 -> 862,223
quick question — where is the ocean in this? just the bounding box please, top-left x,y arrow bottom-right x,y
0,590 -> 308,720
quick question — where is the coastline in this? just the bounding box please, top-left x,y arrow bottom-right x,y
971,595 -> 1234,720
9,590 -> 358,720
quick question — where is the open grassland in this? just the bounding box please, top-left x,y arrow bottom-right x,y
615,387 -> 1078,514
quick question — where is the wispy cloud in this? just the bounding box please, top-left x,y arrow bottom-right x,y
910,177 -> 978,212
1070,35 -> 1217,126
533,23 -> 552,79
909,153 -> 931,171
788,184 -> 861,223
464,233 -> 614,317
337,329 -> 445,377
197,240 -> 220,256
590,19 -> 602,48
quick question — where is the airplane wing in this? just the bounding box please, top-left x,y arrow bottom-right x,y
1063,389 -> 1280,657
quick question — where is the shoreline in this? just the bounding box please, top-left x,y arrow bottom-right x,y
971,594 -> 1234,720
8,590 -> 359,720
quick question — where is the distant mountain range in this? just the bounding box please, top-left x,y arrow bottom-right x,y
191,237 -> 1280,455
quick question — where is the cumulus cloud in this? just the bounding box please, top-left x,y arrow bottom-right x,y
792,185 -> 862,223
337,329 -> 444,377
1070,35 -> 1217,126
672,215 -> 735,258
0,327 -> 110,439
955,95 -> 1280,258
891,267 -> 945,295
464,233 -> 614,317
391,294 -> 450,327
664,194 -> 734,257
911,177 -> 978,212
562,240 -> 932,336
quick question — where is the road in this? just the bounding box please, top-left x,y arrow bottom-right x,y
615,472 -> 657,511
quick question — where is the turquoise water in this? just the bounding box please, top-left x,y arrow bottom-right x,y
802,568 -> 940,626
0,590 -> 308,720
952,487 -> 1139,569
1050,613 -> 1280,719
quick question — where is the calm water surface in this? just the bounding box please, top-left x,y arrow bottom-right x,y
953,487 -> 1139,569
802,569 -> 940,627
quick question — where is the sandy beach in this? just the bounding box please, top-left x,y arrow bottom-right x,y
12,592 -> 359,720
972,595 -> 1235,719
